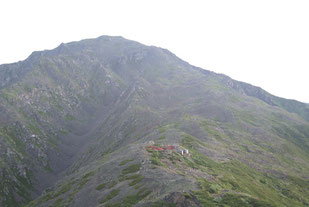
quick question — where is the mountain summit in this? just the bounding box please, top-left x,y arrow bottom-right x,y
0,36 -> 309,207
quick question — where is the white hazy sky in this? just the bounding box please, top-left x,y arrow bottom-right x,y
1,0 -> 309,102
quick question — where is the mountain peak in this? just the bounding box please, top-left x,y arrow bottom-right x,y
0,36 -> 309,207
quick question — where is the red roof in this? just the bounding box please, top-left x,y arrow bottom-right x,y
166,146 -> 175,150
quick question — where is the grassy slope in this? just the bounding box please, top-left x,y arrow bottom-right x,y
25,98 -> 309,207
181,134 -> 309,207
0,36 -> 308,206
0,51 -> 124,206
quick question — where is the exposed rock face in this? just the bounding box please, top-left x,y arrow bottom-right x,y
0,36 -> 309,207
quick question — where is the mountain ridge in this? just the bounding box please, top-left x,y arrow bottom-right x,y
2,35 -> 309,121
0,35 -> 308,207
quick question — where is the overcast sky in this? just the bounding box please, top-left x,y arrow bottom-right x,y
1,0 -> 308,102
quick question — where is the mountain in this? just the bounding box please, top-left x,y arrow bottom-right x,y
0,36 -> 309,207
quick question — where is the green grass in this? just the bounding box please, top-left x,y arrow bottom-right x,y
147,149 -> 164,166
95,182 -> 107,190
142,132 -> 309,207
220,194 -> 275,207
180,134 -> 309,207
98,152 -> 111,164
121,164 -> 141,175
167,151 -> 183,164
134,183 -> 144,189
151,201 -> 176,207
119,174 -> 143,183
32,179 -> 73,205
96,180 -> 117,191
100,188 -> 152,207
119,159 -> 134,166
121,188 -> 151,206
99,189 -> 120,204
128,175 -> 144,186
26,170 -> 96,206
106,188 -> 152,207
158,125 -> 169,133
53,182 -> 73,198
105,202 -> 122,207
199,120 -> 226,141
107,180 -> 118,189
150,156 -> 162,166
53,198 -> 65,207
158,135 -> 166,140
78,171 -> 95,188
64,114 -> 76,121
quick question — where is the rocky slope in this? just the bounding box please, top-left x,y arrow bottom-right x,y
0,36 -> 309,207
